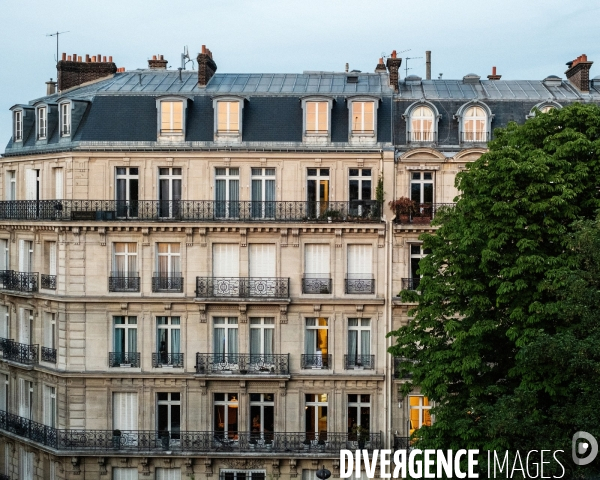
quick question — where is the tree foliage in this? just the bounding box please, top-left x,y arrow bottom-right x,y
388,103 -> 600,476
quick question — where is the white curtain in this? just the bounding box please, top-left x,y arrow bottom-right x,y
113,468 -> 138,480
18,309 -> 31,345
49,242 -> 57,276
155,468 -> 181,480
347,245 -> 372,279
213,244 -> 239,276
0,306 -> 8,339
249,244 -> 276,277
113,392 -> 138,430
25,170 -> 37,201
305,244 -> 330,277
0,375 -> 7,411
0,240 -> 8,271
305,319 -> 316,355
19,379 -> 31,419
20,448 -> 33,480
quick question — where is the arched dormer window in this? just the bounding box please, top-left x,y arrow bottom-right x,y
403,101 -> 441,144
455,102 -> 493,144
155,96 -> 191,140
526,101 -> 562,119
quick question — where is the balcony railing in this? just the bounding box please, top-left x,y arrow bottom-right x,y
0,270 -> 38,293
393,203 -> 454,225
302,277 -> 332,294
151,274 -> 183,293
0,339 -> 38,365
109,352 -> 141,368
195,353 -> 289,375
407,131 -> 436,143
195,277 -> 290,298
300,354 -> 332,370
401,278 -> 420,291
152,352 -> 184,368
345,276 -> 375,294
40,274 -> 56,290
344,354 -> 375,370
0,473 -> 9,480
109,274 -> 140,292
393,435 -> 412,451
0,408 -> 382,453
460,131 -> 490,143
41,346 -> 56,363
0,200 -> 383,223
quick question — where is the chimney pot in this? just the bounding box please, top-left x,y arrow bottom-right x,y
92,56 -> 96,62
487,66 -> 502,80
103,56 -> 106,62
160,54 -> 164,60
153,55 -> 157,60
77,56 -> 82,62
202,45 -> 206,54
61,52 -> 66,61
375,58 -> 387,73
45,78 -> 57,96
197,46 -> 217,86
67,55 -> 72,61
109,56 -> 113,62
391,50 -> 397,59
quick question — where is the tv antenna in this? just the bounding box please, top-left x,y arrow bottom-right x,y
404,56 -> 423,77
46,31 -> 70,63
380,48 -> 410,60
181,46 -> 194,70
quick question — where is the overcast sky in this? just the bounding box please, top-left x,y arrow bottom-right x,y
1,0 -> 599,151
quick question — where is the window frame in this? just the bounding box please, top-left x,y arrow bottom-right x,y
409,395 -> 432,435
301,97 -> 333,141
156,392 -> 181,440
13,109 -> 23,142
403,101 -> 441,143
526,101 -> 562,119
59,102 -> 71,137
36,106 -> 47,140
347,393 -> 371,432
347,96 -> 379,141
214,392 -> 240,438
213,96 -> 244,140
305,393 -> 328,437
156,96 -> 190,138
454,101 -> 494,143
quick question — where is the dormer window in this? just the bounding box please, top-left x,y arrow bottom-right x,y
13,110 -> 23,142
404,101 -> 441,144
60,103 -> 71,136
161,101 -> 183,134
351,101 -> 374,134
217,101 -> 240,133
526,101 -> 562,119
37,107 -> 47,139
306,101 -> 328,134
455,102 -> 493,144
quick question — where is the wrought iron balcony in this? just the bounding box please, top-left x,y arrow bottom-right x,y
40,274 -> 56,290
393,435 -> 412,451
0,339 -> 38,365
460,130 -> 490,144
0,408 -> 383,454
152,352 -> 184,368
407,130 -> 437,143
300,354 -> 332,370
109,352 -> 141,368
302,276 -> 332,294
0,270 -> 38,293
401,277 -> 421,291
195,277 -> 289,298
345,276 -> 375,294
109,274 -> 140,292
151,274 -> 183,293
393,202 -> 454,225
0,200 -> 383,223
195,353 -> 289,375
41,346 -> 56,363
344,354 -> 375,370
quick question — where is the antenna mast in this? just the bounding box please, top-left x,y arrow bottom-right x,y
46,31 -> 70,65
404,56 -> 423,77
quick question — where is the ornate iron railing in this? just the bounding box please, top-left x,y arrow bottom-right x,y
394,203 -> 454,224
40,274 -> 56,290
393,435 -> 412,451
109,352 -> 141,368
195,277 -> 290,298
195,353 -> 289,375
0,270 -> 38,293
0,200 -> 383,223
1,339 -> 38,365
344,354 -> 375,370
109,275 -> 140,292
0,408 -> 382,453
151,274 -> 183,293
401,278 -> 421,291
460,131 -> 490,143
407,130 -> 437,143
345,276 -> 375,294
300,354 -> 332,370
152,352 -> 184,368
41,346 -> 56,363
302,277 -> 332,294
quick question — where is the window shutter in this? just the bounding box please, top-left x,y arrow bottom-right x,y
347,245 -> 372,279
54,169 -> 63,199
305,244 -> 330,277
49,242 -> 57,276
25,170 -> 37,201
113,392 -> 138,431
249,244 -> 276,277
213,244 -> 239,277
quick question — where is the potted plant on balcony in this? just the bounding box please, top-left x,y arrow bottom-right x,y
388,197 -> 415,224
159,430 -> 170,450
112,429 -> 122,449
351,425 -> 369,450
323,209 -> 342,223
412,203 -> 433,224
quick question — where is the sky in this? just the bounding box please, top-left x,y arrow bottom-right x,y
1,0 -> 599,151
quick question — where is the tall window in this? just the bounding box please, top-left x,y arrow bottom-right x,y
250,393 -> 274,438
157,392 -> 181,440
60,103 -> 70,136
304,244 -> 331,294
19,379 -> 33,420
0,306 -> 8,341
349,168 -> 372,203
410,172 -> 433,205
45,241 -> 57,279
463,106 -> 487,142
249,244 -> 276,296
213,318 -> 238,363
217,101 -> 240,133
155,468 -> 182,480
250,318 -> 274,357
114,316 -> 137,364
306,102 -> 328,133
347,394 -> 370,433
115,167 -> 138,218
214,393 -> 239,438
113,392 -> 138,432
157,317 -> 181,365
0,239 -> 8,271
351,102 -> 374,133
161,101 -> 183,134
43,385 -> 56,428
212,244 -> 240,296
43,312 -> 56,351
54,167 -> 63,199
347,244 -> 373,294
409,245 -> 430,289
306,168 -> 329,218
347,319 -> 371,368
18,309 -> 33,345
215,167 -> 240,218
409,395 -> 432,435
0,374 -> 9,412
156,243 -> 181,278
25,169 -> 39,201
305,394 -> 328,439
37,107 -> 47,139
221,472 -> 265,480
113,243 -> 137,279
158,167 -> 182,218
410,106 -> 434,142
19,240 -> 33,273
251,168 -> 275,218
14,111 -> 23,141
19,448 -> 33,480
113,468 -> 139,480
305,318 -> 328,368
6,171 -> 16,201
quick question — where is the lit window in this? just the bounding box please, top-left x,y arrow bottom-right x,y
160,101 -> 183,134
540,105 -> 554,113
60,103 -> 70,136
14,111 -> 23,141
37,107 -> 47,139
409,395 -> 432,435
462,106 -> 487,142
351,101 -> 374,133
306,101 -> 328,134
217,101 -> 240,133
304,318 -> 329,368
214,393 -> 239,439
305,393 -> 328,439
410,106 -> 434,142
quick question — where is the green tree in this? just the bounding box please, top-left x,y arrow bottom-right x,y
388,103 -> 600,477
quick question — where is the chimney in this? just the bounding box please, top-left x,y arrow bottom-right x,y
45,78 -> 57,96
487,66 -> 502,80
565,54 -> 593,92
375,57 -> 387,73
57,52 -> 117,91
425,51 -> 431,80
148,54 -> 168,70
197,45 -> 217,86
345,63 -> 349,73
386,50 -> 402,92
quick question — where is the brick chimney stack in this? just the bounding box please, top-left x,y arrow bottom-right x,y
487,66 -> 502,80
197,45 -> 217,87
565,54 -> 593,92
148,54 -> 168,70
57,52 -> 117,91
386,50 -> 402,92
375,57 -> 387,73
